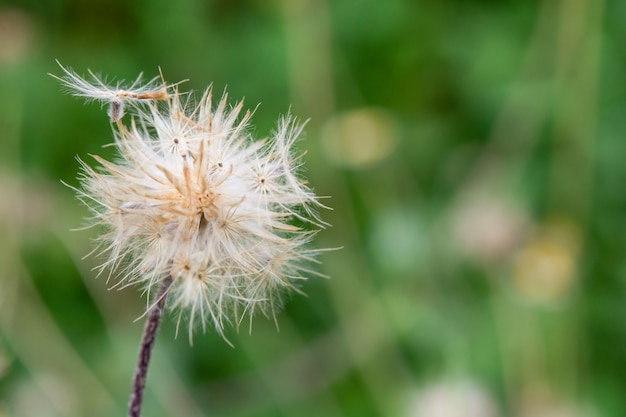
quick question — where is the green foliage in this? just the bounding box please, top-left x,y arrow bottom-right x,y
1,0 -> 624,416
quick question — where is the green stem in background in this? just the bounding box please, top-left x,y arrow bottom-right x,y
128,276 -> 173,417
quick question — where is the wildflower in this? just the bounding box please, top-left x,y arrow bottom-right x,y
55,64 -> 327,340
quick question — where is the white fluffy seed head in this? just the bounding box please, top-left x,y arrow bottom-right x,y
56,63 -> 328,341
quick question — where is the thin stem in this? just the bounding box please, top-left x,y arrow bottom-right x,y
128,276 -> 173,417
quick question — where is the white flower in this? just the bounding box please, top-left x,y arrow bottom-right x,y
56,64 -> 328,341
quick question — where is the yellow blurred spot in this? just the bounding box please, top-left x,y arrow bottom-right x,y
517,383 -> 591,417
512,218 -> 581,305
321,108 -> 397,168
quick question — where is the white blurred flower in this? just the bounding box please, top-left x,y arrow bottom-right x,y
406,379 -> 499,417
56,64 -> 327,340
452,194 -> 528,264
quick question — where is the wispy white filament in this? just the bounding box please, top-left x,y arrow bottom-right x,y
56,64 -> 328,340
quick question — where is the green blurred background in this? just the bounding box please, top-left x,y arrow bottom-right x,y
1,0 -> 625,416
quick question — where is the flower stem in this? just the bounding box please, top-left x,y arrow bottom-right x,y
128,276 -> 173,417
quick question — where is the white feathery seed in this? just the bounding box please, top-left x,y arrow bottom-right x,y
55,63 -> 328,341
51,61 -> 173,121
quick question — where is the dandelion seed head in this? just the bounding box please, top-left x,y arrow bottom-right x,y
55,63 -> 328,340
